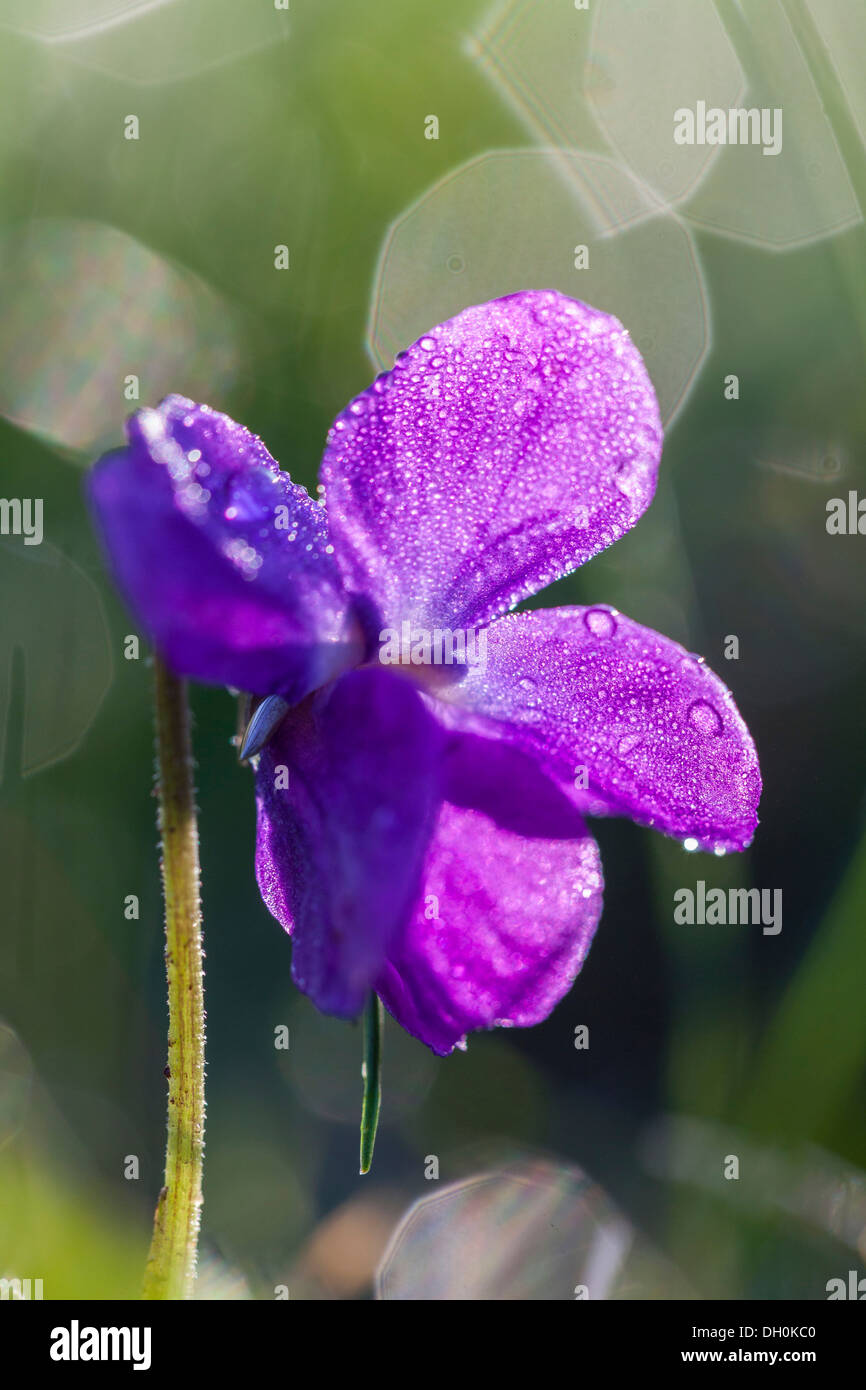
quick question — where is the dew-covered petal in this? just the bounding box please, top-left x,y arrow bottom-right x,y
440,607 -> 761,852
254,667 -> 444,1019
89,395 -> 361,699
376,734 -> 603,1056
322,290 -> 662,635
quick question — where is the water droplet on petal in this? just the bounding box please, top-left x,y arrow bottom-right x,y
617,732 -> 642,757
683,837 -> 699,852
680,655 -> 703,676
688,699 -> 723,737
584,607 -> 617,638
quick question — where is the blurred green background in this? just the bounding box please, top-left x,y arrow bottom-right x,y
1,0 -> 865,1299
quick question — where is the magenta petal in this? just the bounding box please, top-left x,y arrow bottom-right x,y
322,291 -> 662,633
254,667 -> 444,1019
376,736 -> 603,1055
443,607 -> 762,852
88,396 -> 361,699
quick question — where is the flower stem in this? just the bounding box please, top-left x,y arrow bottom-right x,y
359,993 -> 383,1175
142,658 -> 205,1300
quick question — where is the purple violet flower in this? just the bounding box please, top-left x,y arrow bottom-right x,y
89,290 -> 761,1055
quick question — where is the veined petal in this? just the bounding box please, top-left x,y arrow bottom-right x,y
439,607 -> 761,853
254,667 -> 444,1019
377,735 -> 603,1055
322,290 -> 662,636
89,395 -> 361,699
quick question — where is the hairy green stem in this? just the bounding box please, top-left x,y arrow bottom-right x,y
359,993 -> 383,1175
142,659 -> 206,1300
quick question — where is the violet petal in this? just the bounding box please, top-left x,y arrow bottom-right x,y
254,667 -> 444,1019
88,395 -> 361,699
322,290 -> 662,634
439,606 -> 762,852
376,734 -> 603,1055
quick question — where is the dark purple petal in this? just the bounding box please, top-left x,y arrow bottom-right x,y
438,607 -> 761,852
254,667 -> 444,1019
376,735 -> 603,1055
89,395 -> 361,699
322,290 -> 662,635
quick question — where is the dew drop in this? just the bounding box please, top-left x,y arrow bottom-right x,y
688,699 -> 723,737
683,837 -> 699,853
584,607 -> 617,638
617,732 -> 642,757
